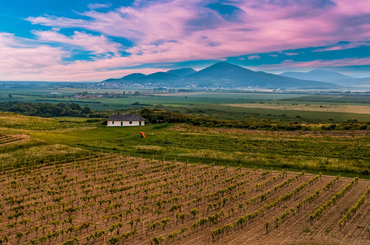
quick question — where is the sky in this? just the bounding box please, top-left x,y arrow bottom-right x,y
1,0 -> 370,81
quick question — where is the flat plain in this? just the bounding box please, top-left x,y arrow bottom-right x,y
225,102 -> 370,114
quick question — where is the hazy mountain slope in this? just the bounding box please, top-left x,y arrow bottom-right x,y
281,69 -> 352,82
144,72 -> 177,81
102,73 -> 146,83
122,73 -> 146,81
331,77 -> 370,86
166,68 -> 196,77
184,62 -> 336,88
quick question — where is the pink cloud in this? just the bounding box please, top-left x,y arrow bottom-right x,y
0,33 -> 69,77
284,52 -> 300,56
313,42 -> 370,52
33,30 -> 121,55
1,0 -> 369,81
248,55 -> 260,60
260,58 -> 370,70
1,67 -> 167,82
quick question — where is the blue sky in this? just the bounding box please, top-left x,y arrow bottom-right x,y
1,0 -> 370,81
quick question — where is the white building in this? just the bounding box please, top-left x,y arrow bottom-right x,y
106,113 -> 145,127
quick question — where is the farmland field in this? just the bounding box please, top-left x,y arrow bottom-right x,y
3,88 -> 370,122
225,102 -> 370,115
2,92 -> 370,244
153,92 -> 302,100
189,104 -> 370,122
1,154 -> 370,244
1,99 -> 370,244
2,112 -> 370,176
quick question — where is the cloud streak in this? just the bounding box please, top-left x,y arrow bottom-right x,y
33,30 -> 122,55
261,57 -> 370,70
87,3 -> 112,9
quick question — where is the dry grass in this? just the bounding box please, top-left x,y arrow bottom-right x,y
0,143 -> 85,168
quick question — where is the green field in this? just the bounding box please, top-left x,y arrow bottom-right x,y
2,89 -> 305,110
2,99 -> 370,245
3,89 -> 370,177
189,104 -> 370,122
2,111 -> 370,178
281,95 -> 370,103
4,88 -> 370,123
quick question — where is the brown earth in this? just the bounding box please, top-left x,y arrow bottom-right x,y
0,155 -> 369,245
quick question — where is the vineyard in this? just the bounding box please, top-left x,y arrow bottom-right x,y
1,154 -> 370,245
0,134 -> 28,146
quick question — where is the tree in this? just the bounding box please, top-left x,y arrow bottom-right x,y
8,94 -> 12,99
82,107 -> 91,114
69,103 -> 82,111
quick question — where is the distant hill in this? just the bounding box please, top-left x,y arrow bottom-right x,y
184,62 -> 336,89
122,73 -> 146,81
281,69 -> 352,82
100,62 -> 338,89
145,72 -> 177,81
330,77 -> 370,86
102,70 -> 185,84
166,68 -> 196,77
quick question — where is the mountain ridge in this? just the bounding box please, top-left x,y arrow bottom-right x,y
101,62 -> 338,89
281,69 -> 352,82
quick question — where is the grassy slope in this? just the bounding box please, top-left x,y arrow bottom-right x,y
2,112 -> 370,178
191,104 -> 370,122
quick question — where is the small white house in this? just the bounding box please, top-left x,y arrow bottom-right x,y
106,113 -> 145,127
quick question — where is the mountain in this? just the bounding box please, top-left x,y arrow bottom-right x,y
100,62 -> 338,89
281,69 -> 352,82
183,62 -> 336,88
102,71 -> 181,84
122,73 -> 146,81
166,68 -> 196,77
102,72 -> 176,84
328,77 -> 370,86
145,72 -> 177,81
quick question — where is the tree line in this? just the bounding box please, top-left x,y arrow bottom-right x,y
140,108 -> 370,131
0,101 -> 106,118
